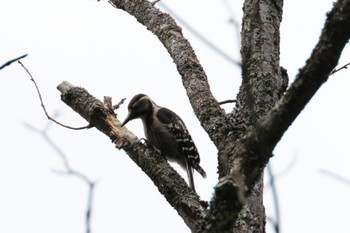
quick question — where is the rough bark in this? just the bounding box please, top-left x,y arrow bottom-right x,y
56,0 -> 350,233
228,0 -> 350,193
57,81 -> 208,231
108,0 -> 230,156
210,0 -> 286,232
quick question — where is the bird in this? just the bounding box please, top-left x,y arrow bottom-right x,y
121,94 -> 206,192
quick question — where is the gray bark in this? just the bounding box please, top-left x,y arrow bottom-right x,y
57,0 -> 350,232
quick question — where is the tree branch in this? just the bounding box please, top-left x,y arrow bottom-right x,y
210,3 -> 350,228
319,169 -> 350,187
107,0 -> 229,152
158,2 -> 242,67
331,61 -> 350,75
230,0 -> 350,197
0,54 -> 27,70
57,81 -> 208,231
206,0 -> 286,232
23,119 -> 96,233
19,61 -> 90,130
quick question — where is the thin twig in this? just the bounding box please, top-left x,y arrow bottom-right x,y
218,99 -> 236,105
24,121 -> 96,233
221,0 -> 241,53
267,163 -> 280,233
18,60 -> 90,130
158,2 -> 241,68
86,182 -> 95,233
0,54 -> 28,70
330,62 -> 350,75
265,153 -> 297,182
151,0 -> 161,6
319,169 -> 350,187
54,167 -> 96,233
113,97 -> 126,110
103,96 -> 126,112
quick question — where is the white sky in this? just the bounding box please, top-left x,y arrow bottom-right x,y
0,0 -> 349,233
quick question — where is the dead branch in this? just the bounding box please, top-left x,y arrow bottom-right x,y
330,62 -> 350,75
57,81 -> 208,231
24,120 -> 96,233
18,61 -> 90,130
218,99 -> 236,105
0,54 -> 27,70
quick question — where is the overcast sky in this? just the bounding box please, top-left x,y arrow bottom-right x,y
1,0 -> 350,233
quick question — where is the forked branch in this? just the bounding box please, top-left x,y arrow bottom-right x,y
229,0 -> 350,191
107,0 -> 229,151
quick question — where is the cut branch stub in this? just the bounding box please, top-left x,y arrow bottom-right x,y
57,81 -> 136,147
205,177 -> 246,233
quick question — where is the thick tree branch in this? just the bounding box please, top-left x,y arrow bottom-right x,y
267,0 -> 350,143
227,0 -> 350,203
232,0 -> 350,189
205,0 -> 285,232
209,1 -> 350,231
57,81 -> 207,231
220,0 -> 287,178
107,0 -> 229,152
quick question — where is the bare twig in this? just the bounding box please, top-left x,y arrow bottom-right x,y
86,182 -> 95,233
330,62 -> 350,75
267,217 -> 279,233
158,2 -> 241,68
221,0 -> 241,53
218,99 -> 236,105
319,169 -> 350,187
265,154 -> 298,187
0,54 -> 27,70
103,96 -> 126,111
53,169 -> 95,233
24,120 -> 96,233
266,163 -> 280,233
113,97 -> 126,110
151,0 -> 160,6
18,61 -> 90,130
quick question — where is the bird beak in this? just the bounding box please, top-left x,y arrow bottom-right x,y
121,114 -> 132,127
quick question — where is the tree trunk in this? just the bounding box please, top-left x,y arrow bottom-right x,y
57,0 -> 350,232
223,1 -> 286,232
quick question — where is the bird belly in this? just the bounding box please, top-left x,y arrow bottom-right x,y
145,126 -> 187,169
